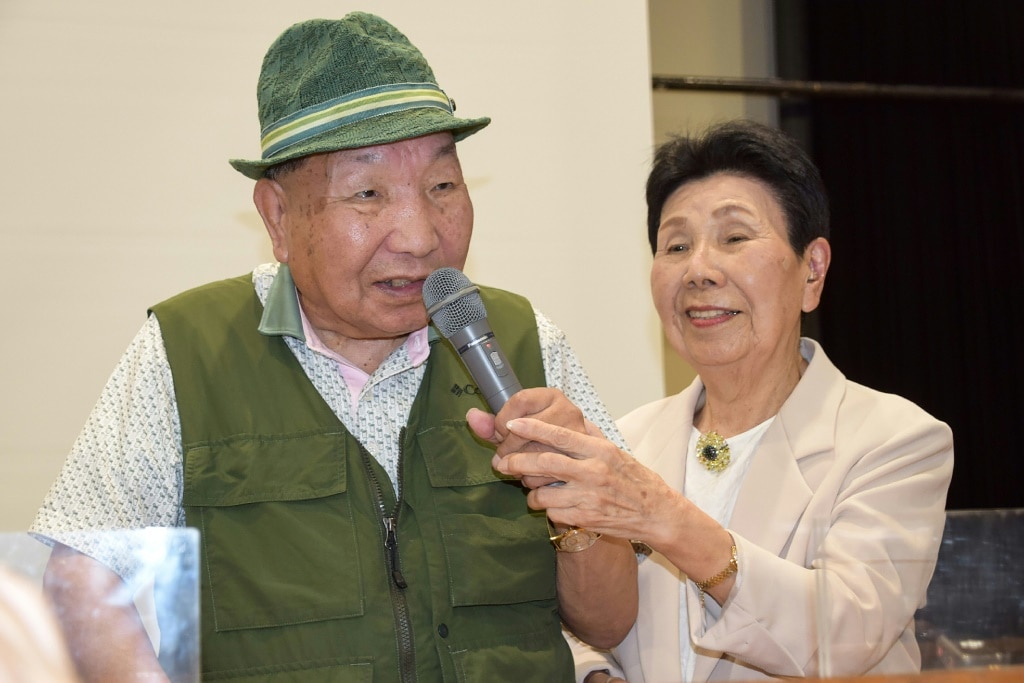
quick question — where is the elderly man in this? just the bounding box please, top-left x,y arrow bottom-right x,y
32,12 -> 636,682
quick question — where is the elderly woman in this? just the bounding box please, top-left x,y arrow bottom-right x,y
485,120 -> 954,682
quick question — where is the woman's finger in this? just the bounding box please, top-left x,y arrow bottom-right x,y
505,417 -> 604,460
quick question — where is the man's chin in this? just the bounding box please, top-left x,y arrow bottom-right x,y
373,314 -> 430,340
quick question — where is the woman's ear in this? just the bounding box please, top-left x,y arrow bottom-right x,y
802,237 -> 832,313
253,177 -> 290,263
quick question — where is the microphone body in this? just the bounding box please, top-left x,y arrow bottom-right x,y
423,268 -> 523,412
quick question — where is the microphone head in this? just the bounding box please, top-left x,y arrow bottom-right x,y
423,267 -> 487,339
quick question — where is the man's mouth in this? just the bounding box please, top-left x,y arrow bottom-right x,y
380,278 -> 417,288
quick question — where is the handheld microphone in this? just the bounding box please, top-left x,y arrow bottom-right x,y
423,267 -> 523,412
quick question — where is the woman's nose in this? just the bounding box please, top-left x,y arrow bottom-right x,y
685,241 -> 723,288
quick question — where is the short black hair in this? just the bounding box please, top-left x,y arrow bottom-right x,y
646,120 -> 830,255
262,156 -> 309,181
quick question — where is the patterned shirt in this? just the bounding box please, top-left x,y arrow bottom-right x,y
32,264 -> 625,558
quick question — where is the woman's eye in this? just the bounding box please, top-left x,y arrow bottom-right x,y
725,234 -> 749,244
665,243 -> 689,253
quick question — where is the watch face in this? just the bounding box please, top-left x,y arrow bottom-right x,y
555,527 -> 599,553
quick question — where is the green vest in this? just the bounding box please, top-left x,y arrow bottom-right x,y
151,274 -> 573,683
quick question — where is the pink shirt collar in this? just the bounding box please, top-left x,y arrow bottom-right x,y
298,305 -> 431,405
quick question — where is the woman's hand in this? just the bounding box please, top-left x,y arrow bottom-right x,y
499,417 -> 738,606
490,416 -> 677,543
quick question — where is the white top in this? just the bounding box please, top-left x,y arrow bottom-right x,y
680,418 -> 774,682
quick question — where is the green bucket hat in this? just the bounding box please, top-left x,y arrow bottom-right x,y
229,12 -> 491,179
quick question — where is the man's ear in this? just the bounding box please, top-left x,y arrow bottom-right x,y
802,237 -> 832,313
253,177 -> 290,263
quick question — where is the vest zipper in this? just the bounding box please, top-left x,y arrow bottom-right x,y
359,436 -> 416,682
384,517 -> 408,588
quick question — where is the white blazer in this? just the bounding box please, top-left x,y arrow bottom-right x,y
572,339 -> 954,682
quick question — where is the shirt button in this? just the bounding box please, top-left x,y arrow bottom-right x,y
437,623 -> 449,638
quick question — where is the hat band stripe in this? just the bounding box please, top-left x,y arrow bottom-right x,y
260,83 -> 452,159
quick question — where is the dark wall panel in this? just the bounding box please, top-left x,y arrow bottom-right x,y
777,0 -> 1024,510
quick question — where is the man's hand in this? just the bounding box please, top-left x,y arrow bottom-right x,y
466,387 -> 589,488
488,416 -> 668,546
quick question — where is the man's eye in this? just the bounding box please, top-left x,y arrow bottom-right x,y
355,189 -> 378,199
434,181 -> 456,191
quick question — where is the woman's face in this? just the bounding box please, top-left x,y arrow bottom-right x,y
650,173 -> 829,374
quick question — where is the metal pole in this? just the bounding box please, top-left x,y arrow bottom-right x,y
651,75 -> 1024,103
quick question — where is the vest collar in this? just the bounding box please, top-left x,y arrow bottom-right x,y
257,262 -> 444,348
258,263 -> 305,341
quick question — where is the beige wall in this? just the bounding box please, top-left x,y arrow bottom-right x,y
0,0 -> 659,530
0,0 -> 776,530
648,0 -> 778,394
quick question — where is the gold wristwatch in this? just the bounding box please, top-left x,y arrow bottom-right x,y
549,525 -> 602,552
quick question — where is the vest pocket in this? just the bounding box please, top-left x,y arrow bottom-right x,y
183,432 -> 364,631
440,513 -> 555,606
449,625 -> 573,682
203,659 -> 374,682
419,424 -> 557,607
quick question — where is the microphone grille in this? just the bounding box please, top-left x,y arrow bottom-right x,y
423,267 -> 487,338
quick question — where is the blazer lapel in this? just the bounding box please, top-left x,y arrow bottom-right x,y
728,422 -> 813,557
729,339 -> 840,557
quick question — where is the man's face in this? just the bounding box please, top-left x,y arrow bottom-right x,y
258,132 -> 473,346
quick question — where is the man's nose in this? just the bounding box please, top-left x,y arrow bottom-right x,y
387,194 -> 441,256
